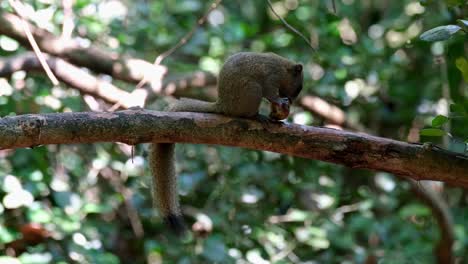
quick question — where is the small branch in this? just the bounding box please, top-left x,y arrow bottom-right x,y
299,96 -> 344,124
408,180 -> 454,264
154,0 -> 222,66
61,0 -> 75,40
102,168 -> 144,238
331,0 -> 337,14
0,110 -> 467,187
0,53 -> 215,108
266,0 -> 315,51
8,0 -> 59,85
404,117 -> 454,264
0,12 -> 166,83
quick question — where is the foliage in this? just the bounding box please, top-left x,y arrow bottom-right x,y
419,20 -> 466,42
0,0 -> 467,263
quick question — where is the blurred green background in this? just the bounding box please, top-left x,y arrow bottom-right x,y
0,0 -> 467,263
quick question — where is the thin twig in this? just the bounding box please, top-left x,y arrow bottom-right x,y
103,168 -> 144,238
266,0 -> 315,51
409,180 -> 454,264
61,0 -> 75,40
331,0 -> 337,14
8,0 -> 59,86
136,0 -> 223,89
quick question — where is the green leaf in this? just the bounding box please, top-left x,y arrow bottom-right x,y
0,225 -> 15,243
455,57 -> 468,83
27,208 -> 52,223
431,115 -> 449,127
334,68 -> 347,80
446,0 -> 466,7
420,25 -> 462,42
420,128 -> 446,137
83,203 -> 113,214
450,103 -> 467,115
457,19 -> 468,31
399,204 -> 431,218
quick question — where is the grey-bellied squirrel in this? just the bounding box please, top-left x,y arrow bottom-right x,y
149,52 -> 303,235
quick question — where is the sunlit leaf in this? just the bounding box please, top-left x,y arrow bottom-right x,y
457,19 -> 468,31
0,225 -> 15,243
399,204 -> 431,218
431,115 -> 449,127
420,128 -> 446,137
455,57 -> 468,83
450,103 -> 467,115
420,25 -> 461,41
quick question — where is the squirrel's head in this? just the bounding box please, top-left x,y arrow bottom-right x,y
281,63 -> 303,103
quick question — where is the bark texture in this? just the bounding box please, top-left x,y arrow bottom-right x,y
1,110 -> 467,187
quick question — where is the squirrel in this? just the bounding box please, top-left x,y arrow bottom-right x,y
149,52 -> 303,235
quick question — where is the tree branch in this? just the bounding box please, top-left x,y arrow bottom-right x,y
408,180 -> 454,264
0,52 -> 137,108
1,110 -> 467,187
0,12 -> 166,83
0,52 -> 217,108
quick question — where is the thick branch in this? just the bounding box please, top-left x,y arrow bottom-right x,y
1,110 -> 467,186
0,12 -> 165,83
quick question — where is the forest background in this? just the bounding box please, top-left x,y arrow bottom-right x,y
0,0 -> 467,263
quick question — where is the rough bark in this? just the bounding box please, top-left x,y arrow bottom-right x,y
1,110 -> 467,187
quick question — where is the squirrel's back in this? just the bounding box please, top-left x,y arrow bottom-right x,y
216,52 -> 302,117
220,52 -> 297,78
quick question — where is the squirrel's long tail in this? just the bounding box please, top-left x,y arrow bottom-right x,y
169,98 -> 220,113
149,98 -> 218,236
149,143 -> 186,236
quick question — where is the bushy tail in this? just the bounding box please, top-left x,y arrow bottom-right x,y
170,98 -> 220,113
149,143 -> 186,236
148,98 -> 219,236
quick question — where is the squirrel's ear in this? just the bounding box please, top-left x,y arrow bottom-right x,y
292,64 -> 303,75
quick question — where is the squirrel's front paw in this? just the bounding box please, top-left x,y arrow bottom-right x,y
269,97 -> 290,121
